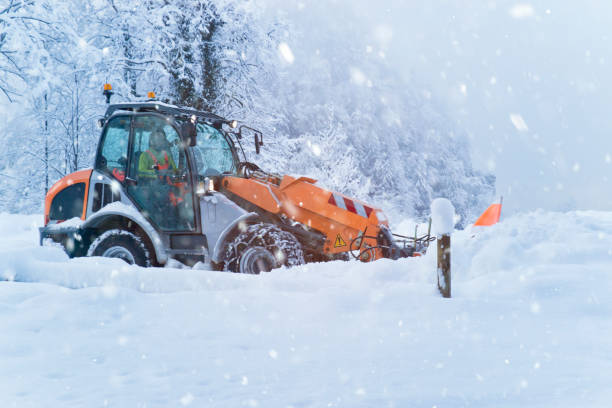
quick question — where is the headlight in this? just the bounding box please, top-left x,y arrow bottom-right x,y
198,177 -> 215,195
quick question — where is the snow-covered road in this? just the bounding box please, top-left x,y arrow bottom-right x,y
1,212 -> 611,407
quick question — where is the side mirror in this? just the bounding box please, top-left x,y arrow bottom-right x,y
254,132 -> 263,154
97,118 -> 105,128
180,122 -> 197,147
238,125 -> 264,154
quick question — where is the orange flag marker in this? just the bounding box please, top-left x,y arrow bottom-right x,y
473,197 -> 503,226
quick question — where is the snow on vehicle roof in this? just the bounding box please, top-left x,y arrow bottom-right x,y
104,101 -> 228,124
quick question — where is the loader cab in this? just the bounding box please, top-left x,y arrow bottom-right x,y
94,102 -> 240,234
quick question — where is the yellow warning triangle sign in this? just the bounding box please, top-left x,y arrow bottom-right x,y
334,234 -> 347,248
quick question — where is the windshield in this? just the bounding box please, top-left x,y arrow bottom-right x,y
191,123 -> 236,177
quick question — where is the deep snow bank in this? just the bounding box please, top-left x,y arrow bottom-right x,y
1,211 -> 611,407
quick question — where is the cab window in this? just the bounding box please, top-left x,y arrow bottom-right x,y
192,123 -> 236,177
49,183 -> 85,221
95,116 -> 130,182
127,115 -> 194,231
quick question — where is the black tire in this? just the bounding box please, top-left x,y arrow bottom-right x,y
224,223 -> 304,274
87,229 -> 152,267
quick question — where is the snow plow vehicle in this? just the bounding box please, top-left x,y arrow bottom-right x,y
39,88 -> 433,273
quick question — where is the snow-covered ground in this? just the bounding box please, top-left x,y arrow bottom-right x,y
1,211 -> 611,407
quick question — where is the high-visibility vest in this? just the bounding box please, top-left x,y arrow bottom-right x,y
146,150 -> 170,171
146,150 -> 172,182
145,150 -> 183,206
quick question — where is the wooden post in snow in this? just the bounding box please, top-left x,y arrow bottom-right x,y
430,198 -> 455,299
437,234 -> 451,298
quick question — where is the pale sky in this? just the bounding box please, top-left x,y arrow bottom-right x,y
271,0 -> 612,214
7,0 -> 609,215
376,1 -> 612,214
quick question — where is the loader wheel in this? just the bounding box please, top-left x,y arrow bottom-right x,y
224,223 -> 304,274
87,229 -> 151,267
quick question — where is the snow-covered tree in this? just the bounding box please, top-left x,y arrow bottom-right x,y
0,0 -> 494,224
0,0 -> 43,100
232,4 -> 494,226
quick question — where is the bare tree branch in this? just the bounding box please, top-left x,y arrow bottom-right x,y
23,151 -> 65,176
0,172 -> 17,179
0,83 -> 15,102
8,15 -> 51,25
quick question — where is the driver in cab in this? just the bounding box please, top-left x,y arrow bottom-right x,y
137,128 -> 186,209
138,128 -> 177,178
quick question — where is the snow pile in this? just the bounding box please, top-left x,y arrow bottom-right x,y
1,211 -> 612,406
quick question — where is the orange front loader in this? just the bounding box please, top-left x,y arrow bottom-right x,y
40,93 -> 433,273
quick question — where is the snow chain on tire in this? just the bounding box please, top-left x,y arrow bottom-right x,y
87,229 -> 152,267
224,223 -> 304,274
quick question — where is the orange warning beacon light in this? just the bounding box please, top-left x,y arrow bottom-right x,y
103,83 -> 113,104
473,197 -> 503,226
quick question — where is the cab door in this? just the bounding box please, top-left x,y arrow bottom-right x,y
95,115 -> 131,182
126,114 -> 196,232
